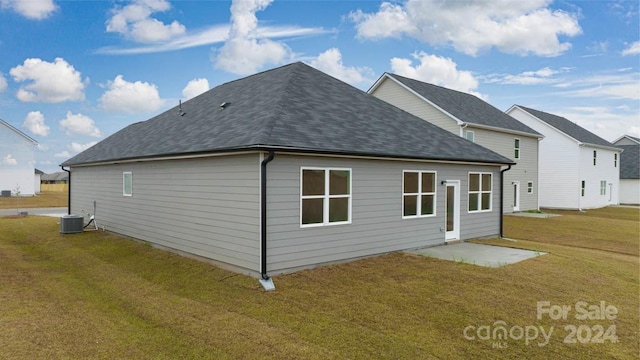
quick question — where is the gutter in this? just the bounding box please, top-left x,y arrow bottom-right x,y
259,151 -> 276,291
60,166 -> 71,215
499,164 -> 512,238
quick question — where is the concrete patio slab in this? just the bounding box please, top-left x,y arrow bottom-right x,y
506,212 -> 561,218
0,207 -> 67,218
408,242 -> 546,267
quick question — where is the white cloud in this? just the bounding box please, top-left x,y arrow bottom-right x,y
22,111 -> 50,136
622,41 -> 640,56
10,57 -> 86,103
390,52 -> 483,98
59,111 -> 102,138
37,144 -> 49,151
555,107 -> 640,142
1,0 -> 57,20
99,75 -> 164,113
350,0 -> 581,57
182,78 -> 209,100
557,72 -> 640,101
484,67 -> 565,85
214,0 -> 292,75
106,0 -> 185,43
307,48 -> 374,86
54,141 -> 98,159
2,154 -> 17,165
0,73 -> 6,92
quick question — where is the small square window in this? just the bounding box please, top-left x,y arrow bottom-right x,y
465,130 -> 475,142
402,171 -> 436,218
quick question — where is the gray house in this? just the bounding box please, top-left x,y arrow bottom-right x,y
613,135 -> 639,205
62,62 -> 512,285
369,74 -> 542,213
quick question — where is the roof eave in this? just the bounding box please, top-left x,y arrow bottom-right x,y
465,122 -> 543,138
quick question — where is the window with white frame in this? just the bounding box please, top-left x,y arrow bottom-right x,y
301,168 -> 351,226
581,180 -> 585,197
527,181 -> 533,194
123,172 -> 132,196
614,153 -> 617,167
469,172 -> 492,212
514,138 -> 520,159
402,171 -> 436,218
465,130 -> 475,143
600,180 -> 606,195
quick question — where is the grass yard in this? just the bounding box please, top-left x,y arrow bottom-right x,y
0,191 -> 67,209
0,207 -> 638,359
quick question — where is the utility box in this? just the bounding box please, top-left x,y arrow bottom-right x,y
60,215 -> 84,234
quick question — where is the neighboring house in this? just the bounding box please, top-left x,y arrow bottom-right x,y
41,171 -> 70,192
612,135 -> 640,205
34,168 -> 44,193
506,105 -> 621,209
0,118 -> 38,196
62,62 -> 513,282
368,73 -> 542,213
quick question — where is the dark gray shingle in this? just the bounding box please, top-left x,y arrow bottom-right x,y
63,63 -> 512,166
619,145 -> 639,179
516,105 -> 616,148
383,74 -> 541,136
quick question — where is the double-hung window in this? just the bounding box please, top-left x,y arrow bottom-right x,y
581,181 -> 585,197
123,172 -> 132,196
600,180 -> 606,195
465,131 -> 475,143
301,168 -> 351,227
469,172 -> 492,212
514,138 -> 520,159
402,171 -> 436,218
527,181 -> 534,194
593,150 -> 597,166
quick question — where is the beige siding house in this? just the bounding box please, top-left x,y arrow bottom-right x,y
369,74 -> 542,213
62,63 -> 512,286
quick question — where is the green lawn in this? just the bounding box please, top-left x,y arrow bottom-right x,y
0,207 -> 638,359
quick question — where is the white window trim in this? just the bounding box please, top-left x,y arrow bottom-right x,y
402,170 -> 437,219
300,167 -> 352,228
465,130 -> 475,143
123,172 -> 132,197
514,138 -> 520,160
527,181 -> 534,194
600,180 -> 606,196
468,172 -> 492,213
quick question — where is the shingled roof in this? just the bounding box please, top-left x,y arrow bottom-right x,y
63,62 -> 512,167
619,145 -> 639,179
375,73 -> 541,137
514,105 -> 618,149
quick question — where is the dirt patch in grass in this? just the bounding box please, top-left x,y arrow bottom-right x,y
0,208 -> 638,359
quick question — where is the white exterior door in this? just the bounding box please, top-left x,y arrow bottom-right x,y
513,181 -> 520,212
445,181 -> 460,241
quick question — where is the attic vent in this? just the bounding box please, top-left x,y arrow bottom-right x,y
219,102 -> 230,110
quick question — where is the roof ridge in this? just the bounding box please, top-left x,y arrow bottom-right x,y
251,62 -> 304,145
389,73 -> 479,99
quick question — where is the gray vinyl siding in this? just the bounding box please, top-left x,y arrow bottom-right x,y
371,79 -> 460,134
69,153 -> 261,273
266,154 -> 500,274
469,126 -> 539,212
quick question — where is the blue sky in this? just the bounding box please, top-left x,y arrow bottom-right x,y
0,0 -> 638,173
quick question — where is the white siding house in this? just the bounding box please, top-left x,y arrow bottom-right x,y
613,135 -> 640,205
369,73 -> 542,213
63,63 -> 513,282
506,105 -> 621,210
0,119 -> 38,196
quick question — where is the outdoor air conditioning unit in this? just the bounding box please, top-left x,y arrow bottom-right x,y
60,215 -> 84,234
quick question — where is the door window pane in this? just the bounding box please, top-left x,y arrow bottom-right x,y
446,186 -> 454,231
